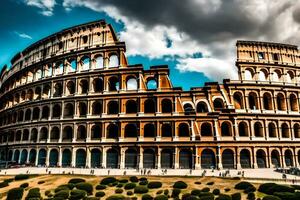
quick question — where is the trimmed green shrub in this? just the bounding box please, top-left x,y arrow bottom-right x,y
54,190 -> 69,199
191,189 -> 202,196
216,194 -> 231,200
202,187 -> 210,192
273,192 -> 300,200
101,177 -> 117,185
163,189 -> 169,195
157,190 -> 163,195
142,194 -> 153,200
85,198 -> 100,200
182,193 -> 199,200
171,188 -> 181,198
244,186 -> 256,194
291,185 -> 300,190
262,195 -> 281,200
55,185 -> 70,193
173,181 -> 187,189
15,174 -> 29,181
131,197 -> 138,200
124,183 -> 136,190
130,176 -> 139,183
148,181 -> 162,189
119,179 -> 128,183
234,182 -> 254,190
117,183 -> 123,188
195,181 -> 201,185
247,192 -> 255,200
139,180 -> 148,185
68,178 -> 85,184
213,189 -> 220,195
106,194 -> 126,200
76,182 -> 93,195
154,195 -> 168,200
231,193 -> 241,200
95,191 -> 106,197
0,181 -> 8,188
127,191 -> 133,196
112,182 -> 118,186
199,196 -> 214,200
96,184 -> 107,190
20,182 -> 29,188
115,188 -> 124,194
7,187 -> 24,200
69,189 -> 86,200
25,188 -> 41,200
224,188 -> 231,192
134,186 -> 149,194
259,183 -> 294,195
38,180 -> 45,184
198,192 -> 214,198
140,177 -> 148,182
206,182 -> 214,185
4,178 -> 14,183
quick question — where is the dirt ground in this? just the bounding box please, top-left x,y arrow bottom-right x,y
0,175 -> 265,200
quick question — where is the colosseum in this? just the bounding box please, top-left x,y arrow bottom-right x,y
0,19 -> 299,171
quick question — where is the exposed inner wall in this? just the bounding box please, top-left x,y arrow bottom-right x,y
0,20 -> 299,170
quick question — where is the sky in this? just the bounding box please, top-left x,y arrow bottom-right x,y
1,0 -> 300,90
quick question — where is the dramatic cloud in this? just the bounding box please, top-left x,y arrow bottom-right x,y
30,0 -> 300,81
23,0 -> 56,16
14,31 -> 32,39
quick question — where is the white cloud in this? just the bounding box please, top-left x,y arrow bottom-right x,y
24,0 -> 56,16
14,31 -> 32,40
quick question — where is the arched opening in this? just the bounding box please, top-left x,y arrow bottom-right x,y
64,103 -> 74,118
50,127 -> 59,141
286,71 -> 294,83
240,149 -> 251,168
268,123 -> 277,138
107,123 -> 119,139
221,122 -> 232,136
248,92 -> 258,110
39,127 -> 48,141
108,54 -> 119,68
201,149 -> 216,169
20,149 -> 28,164
66,81 -> 75,95
92,101 -> 102,115
42,106 -> 49,119
16,131 -> 21,142
91,149 -> 102,168
22,129 -> 29,141
78,102 -> 87,116
18,110 -> 24,122
53,83 -> 63,97
77,125 -> 86,140
30,129 -> 38,142
25,109 -> 31,121
95,55 -> 104,69
93,78 -> 103,92
201,123 -> 212,136
213,98 -> 224,110
233,92 -> 244,109
63,126 -> 73,141
290,94 -> 298,111
244,69 -> 253,80
107,149 -> 119,168
272,70 -> 281,82
178,123 -> 190,137
29,149 -> 36,165
161,99 -> 172,113
126,77 -> 138,90
125,149 -> 137,168
276,93 -> 286,111
144,123 -> 155,137
259,70 -> 268,81
107,101 -> 119,114
52,104 -> 61,118
108,76 -> 119,91
68,59 -> 77,72
161,149 -> 173,168
144,99 -> 156,113
238,122 -> 248,137
256,150 -> 267,168
21,91 -> 26,101
126,100 -> 138,114
285,150 -> 294,167
62,149 -> 72,167
271,150 -> 281,168
143,149 -> 155,168
161,123 -> 172,137
179,149 -> 193,169
55,62 -> 64,75
196,102 -> 208,113
184,103 -> 195,115
281,123 -> 289,138
124,123 -> 138,138
42,84 -> 51,98
91,124 -> 101,139
38,149 -> 47,166
222,149 -> 234,169
79,79 -> 89,94
263,93 -> 273,110
13,150 -> 20,163
76,149 -> 86,167
294,124 -> 300,138
49,149 -> 59,167
35,87 -> 41,100
254,122 -> 264,137
80,56 -> 90,71
147,79 -> 157,90
27,89 -> 34,101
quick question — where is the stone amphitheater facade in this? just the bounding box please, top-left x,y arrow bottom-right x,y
0,20 -> 299,170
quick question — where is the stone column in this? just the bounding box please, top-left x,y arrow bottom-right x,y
157,148 -> 161,169
46,148 -> 50,167
57,147 -> 62,167
120,148 -> 126,169
214,119 -> 220,141
86,147 -> 91,168
174,147 -> 179,169
138,147 -> 143,169
71,148 -> 76,167
217,146 -> 222,170
102,147 -> 107,168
